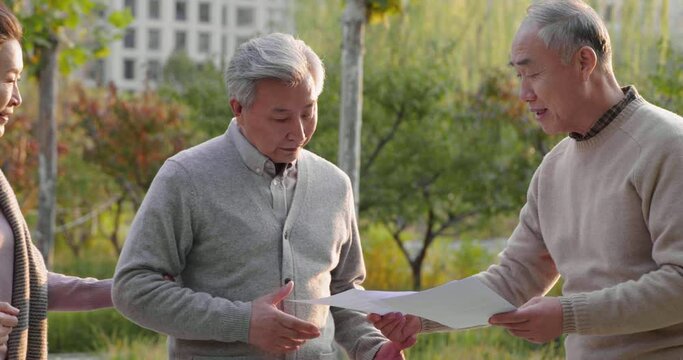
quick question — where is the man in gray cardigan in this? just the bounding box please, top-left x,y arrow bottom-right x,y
113,33 -> 409,359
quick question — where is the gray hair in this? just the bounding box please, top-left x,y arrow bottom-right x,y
225,32 -> 325,108
524,0 -> 613,73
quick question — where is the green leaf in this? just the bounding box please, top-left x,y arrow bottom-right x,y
108,9 -> 133,29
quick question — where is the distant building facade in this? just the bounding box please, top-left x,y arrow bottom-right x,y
83,0 -> 295,91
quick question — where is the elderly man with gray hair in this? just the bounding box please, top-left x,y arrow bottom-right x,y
113,33 -> 409,359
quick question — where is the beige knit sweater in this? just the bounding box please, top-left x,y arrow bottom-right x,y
477,94 -> 683,359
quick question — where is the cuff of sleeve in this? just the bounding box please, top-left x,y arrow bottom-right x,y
220,301 -> 252,343
559,293 -> 589,334
365,340 -> 388,360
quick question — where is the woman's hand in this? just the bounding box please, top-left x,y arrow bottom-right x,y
0,302 -> 19,351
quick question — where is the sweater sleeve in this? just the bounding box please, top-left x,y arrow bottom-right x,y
559,140 -> 683,335
474,167 -> 561,307
330,185 -> 387,360
112,160 -> 251,343
47,272 -> 112,311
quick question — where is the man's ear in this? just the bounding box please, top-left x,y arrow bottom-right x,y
576,46 -> 597,81
230,98 -> 244,118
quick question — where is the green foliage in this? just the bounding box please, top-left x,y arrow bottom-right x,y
49,247 -> 159,354
647,54 -> 683,114
366,0 -> 404,24
72,84 -> 189,193
101,334 -> 167,360
8,0 -> 132,76
48,309 -> 159,353
405,329 -> 564,359
158,52 -> 232,142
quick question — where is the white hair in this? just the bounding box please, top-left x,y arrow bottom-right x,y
225,32 -> 325,108
525,0 -> 613,73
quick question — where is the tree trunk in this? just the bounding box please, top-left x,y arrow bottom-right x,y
339,0 -> 366,212
410,260 -> 422,290
35,39 -> 59,269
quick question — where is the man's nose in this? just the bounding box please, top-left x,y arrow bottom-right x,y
518,79 -> 536,103
288,117 -> 306,142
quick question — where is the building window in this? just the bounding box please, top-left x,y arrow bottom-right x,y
198,32 -> 211,53
199,2 -> 211,23
124,0 -> 136,17
148,0 -> 161,20
221,5 -> 227,26
175,31 -> 187,51
175,0 -> 187,21
123,27 -> 136,49
94,3 -> 107,19
124,59 -> 135,80
236,7 -> 255,27
221,34 -> 226,59
146,59 -> 161,82
87,59 -> 105,84
148,28 -> 161,50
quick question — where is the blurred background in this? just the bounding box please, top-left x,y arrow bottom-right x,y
2,0 -> 681,359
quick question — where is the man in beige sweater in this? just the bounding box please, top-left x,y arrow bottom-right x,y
370,1 -> 683,359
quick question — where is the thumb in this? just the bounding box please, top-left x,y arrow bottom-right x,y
0,303 -> 19,316
267,281 -> 294,306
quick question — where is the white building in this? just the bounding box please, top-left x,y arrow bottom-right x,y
84,0 -> 295,91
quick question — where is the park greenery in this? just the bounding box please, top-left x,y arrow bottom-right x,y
0,0 -> 680,358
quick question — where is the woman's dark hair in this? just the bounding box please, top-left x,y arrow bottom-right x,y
0,3 -> 22,44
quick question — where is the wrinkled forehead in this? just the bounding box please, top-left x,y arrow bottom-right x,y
509,22 -> 543,66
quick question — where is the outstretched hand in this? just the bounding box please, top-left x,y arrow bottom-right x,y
0,302 -> 19,352
368,312 -> 421,359
488,296 -> 563,344
248,281 -> 320,354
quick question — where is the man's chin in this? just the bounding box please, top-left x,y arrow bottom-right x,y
538,123 -> 562,136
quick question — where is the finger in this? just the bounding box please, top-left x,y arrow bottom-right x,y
0,303 -> 19,316
399,335 -> 417,350
0,314 -> 18,327
277,336 -> 306,348
275,343 -> 300,353
0,334 -> 7,345
274,325 -> 315,341
278,315 -> 320,337
489,312 -> 528,325
519,297 -> 543,308
368,313 -> 382,323
383,317 -> 407,340
266,281 -> 294,306
374,313 -> 401,329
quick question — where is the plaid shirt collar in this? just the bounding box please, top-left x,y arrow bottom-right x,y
570,86 -> 637,141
